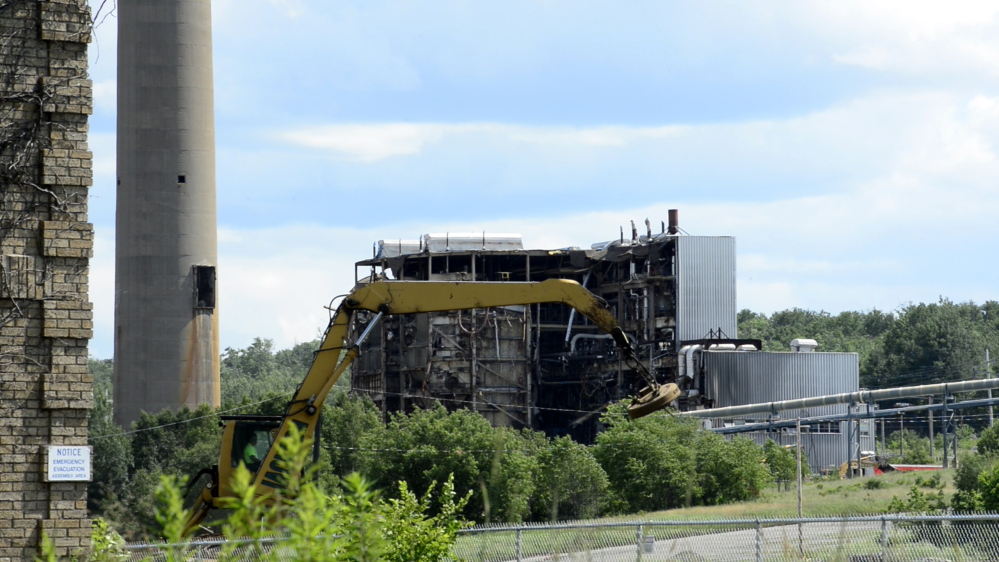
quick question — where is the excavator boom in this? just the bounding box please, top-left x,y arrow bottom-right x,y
185,279 -> 677,532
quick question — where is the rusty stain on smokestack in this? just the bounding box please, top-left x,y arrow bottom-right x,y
667,209 -> 680,234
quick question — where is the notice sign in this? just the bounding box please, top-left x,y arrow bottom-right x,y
45,446 -> 91,482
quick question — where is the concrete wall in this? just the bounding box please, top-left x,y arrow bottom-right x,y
0,1 -> 94,559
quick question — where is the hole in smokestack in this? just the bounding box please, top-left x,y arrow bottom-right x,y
193,265 -> 216,309
177,175 -> 186,184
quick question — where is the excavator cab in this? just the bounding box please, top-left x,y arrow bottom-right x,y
217,415 -> 282,497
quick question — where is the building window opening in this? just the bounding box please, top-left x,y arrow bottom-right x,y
193,265 -> 216,309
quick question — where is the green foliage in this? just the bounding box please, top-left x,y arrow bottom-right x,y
763,440 -> 808,482
737,307 -> 892,366
951,489 -> 983,511
913,472 -> 943,490
154,475 -> 195,562
594,407 -> 699,512
220,338 -> 320,406
318,390 -> 383,486
87,360 -> 132,512
382,478 -> 469,562
532,436 -> 609,521
978,424 -> 999,456
886,430 -> 932,464
131,404 -> 219,476
34,531 -> 56,562
695,434 -> 772,505
980,461 -> 999,511
358,404 -> 535,523
739,300 -> 999,390
175,423 -> 471,562
863,300 -> 988,388
88,518 -> 127,562
864,478 -> 886,490
594,405 -> 770,513
885,485 -> 947,513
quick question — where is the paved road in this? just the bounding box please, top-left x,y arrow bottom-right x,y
508,521 -> 891,561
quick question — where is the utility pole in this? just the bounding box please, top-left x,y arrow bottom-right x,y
988,348 -> 994,428
942,393 -> 949,469
796,418 -> 803,556
899,411 -> 904,459
796,418 -> 803,517
928,396 -> 934,460
879,418 -> 886,456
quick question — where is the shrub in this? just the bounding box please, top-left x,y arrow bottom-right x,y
980,462 -> 999,511
593,406 -> 699,512
531,436 -> 608,521
357,404 -> 535,523
887,430 -> 932,464
864,479 -> 886,490
978,424 -> 999,456
145,424 -> 470,562
594,404 -> 770,512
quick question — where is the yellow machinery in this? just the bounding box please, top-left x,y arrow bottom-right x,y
184,279 -> 679,530
839,454 -> 879,479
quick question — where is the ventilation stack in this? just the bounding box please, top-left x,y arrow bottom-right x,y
114,0 -> 220,426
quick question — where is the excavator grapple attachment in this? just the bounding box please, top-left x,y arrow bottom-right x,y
628,383 -> 680,419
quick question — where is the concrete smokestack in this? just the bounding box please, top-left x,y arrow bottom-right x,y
114,0 -> 220,426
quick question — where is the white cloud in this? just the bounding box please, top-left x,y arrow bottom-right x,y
819,1 -> 999,75
279,123 -> 691,162
280,124 -> 452,162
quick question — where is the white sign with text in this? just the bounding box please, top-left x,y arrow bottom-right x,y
46,446 -> 91,481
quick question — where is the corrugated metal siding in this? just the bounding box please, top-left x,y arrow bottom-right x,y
676,237 -> 737,341
703,351 -> 859,419
740,431 -> 876,473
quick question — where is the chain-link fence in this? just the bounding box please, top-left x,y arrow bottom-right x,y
125,513 -> 999,561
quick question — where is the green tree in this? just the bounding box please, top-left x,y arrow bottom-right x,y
593,406 -> 700,512
979,462 -> 999,511
357,404 -> 535,523
87,359 -> 132,512
695,433 -> 771,505
864,300 -> 985,388
978,424 -> 999,456
737,308 -> 893,364
886,430 -> 932,464
531,436 -> 608,521
220,338 -> 321,406
951,453 -> 997,511
319,390 -> 383,481
763,439 -> 808,485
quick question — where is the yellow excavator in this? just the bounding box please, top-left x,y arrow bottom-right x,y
184,279 -> 679,531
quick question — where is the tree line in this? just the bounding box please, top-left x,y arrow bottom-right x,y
738,298 -> 999,388
87,297 -> 999,537
89,356 -> 789,538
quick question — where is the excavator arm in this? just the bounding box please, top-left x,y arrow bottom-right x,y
184,279 -> 678,532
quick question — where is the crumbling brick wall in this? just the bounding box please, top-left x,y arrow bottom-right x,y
0,1 -> 93,560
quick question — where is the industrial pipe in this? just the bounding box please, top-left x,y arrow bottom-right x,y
680,378 -> 999,419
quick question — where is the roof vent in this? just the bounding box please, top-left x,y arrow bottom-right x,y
790,338 -> 818,352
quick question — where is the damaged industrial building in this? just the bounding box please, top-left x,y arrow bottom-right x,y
349,211 -> 873,470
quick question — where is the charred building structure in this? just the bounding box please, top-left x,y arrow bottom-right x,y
349,212 -> 873,469
350,213 -> 751,442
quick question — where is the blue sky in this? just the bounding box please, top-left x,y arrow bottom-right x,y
86,1 -> 999,358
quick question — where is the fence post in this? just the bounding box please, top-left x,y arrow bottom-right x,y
636,524 -> 644,562
880,516 -> 888,559
516,528 -> 523,562
755,519 -> 763,562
